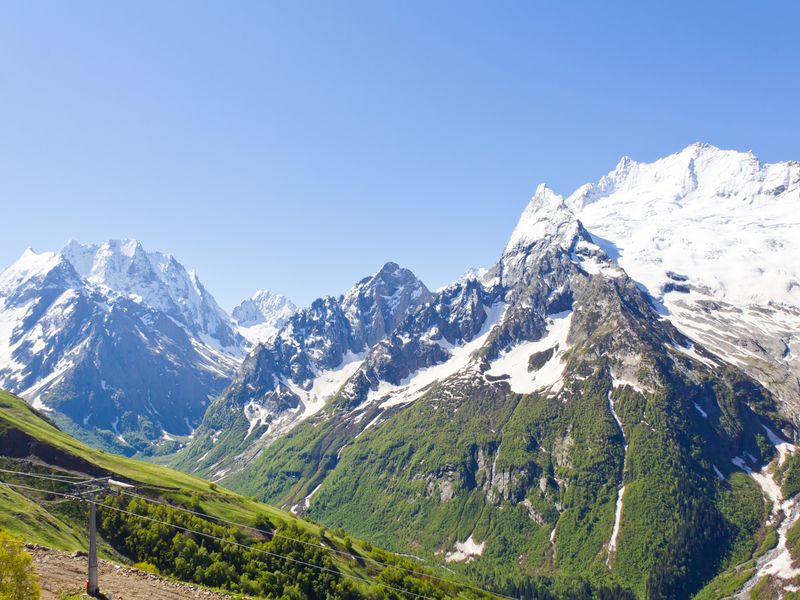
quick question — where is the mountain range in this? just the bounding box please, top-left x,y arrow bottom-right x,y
0,240 -> 276,453
1,142 -> 799,598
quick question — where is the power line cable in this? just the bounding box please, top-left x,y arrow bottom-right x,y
2,472 -> 512,599
0,469 -> 510,598
116,488 -> 512,599
0,479 -> 441,600
0,467 -> 92,484
0,466 -> 89,479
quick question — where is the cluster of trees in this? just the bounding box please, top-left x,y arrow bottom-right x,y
97,495 -> 451,599
500,576 -> 636,600
645,494 -> 728,599
0,530 -> 40,600
777,451 -> 800,497
99,495 -> 359,598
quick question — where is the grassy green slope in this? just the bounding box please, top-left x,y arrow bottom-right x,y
0,389 -> 499,599
0,388 -> 305,533
0,483 -> 85,548
0,387 -> 347,568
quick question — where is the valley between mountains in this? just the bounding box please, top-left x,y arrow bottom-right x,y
2,143 -> 800,599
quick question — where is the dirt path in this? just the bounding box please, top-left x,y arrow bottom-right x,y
28,545 -> 236,600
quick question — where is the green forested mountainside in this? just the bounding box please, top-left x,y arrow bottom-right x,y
0,389 -> 506,599
213,270 -> 792,599
223,366 -> 779,598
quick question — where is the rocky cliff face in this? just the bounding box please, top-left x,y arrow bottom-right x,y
173,262 -> 434,477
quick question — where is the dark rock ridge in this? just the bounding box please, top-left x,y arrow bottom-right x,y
176,262 -> 434,475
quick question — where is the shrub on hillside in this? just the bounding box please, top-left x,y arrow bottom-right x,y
0,530 -> 41,600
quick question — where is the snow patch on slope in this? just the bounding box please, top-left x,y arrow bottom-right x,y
486,310 -> 572,394
369,303 -> 506,409
243,352 -> 366,437
607,386 -> 628,564
735,426 -> 800,588
671,340 -> 719,368
608,485 -> 626,561
291,483 -> 324,515
291,351 -> 366,419
610,371 -> 646,395
237,323 -> 281,345
445,535 -> 485,563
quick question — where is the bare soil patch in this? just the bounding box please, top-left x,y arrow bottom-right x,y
28,545 -> 235,600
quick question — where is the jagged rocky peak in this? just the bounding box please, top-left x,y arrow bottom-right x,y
271,261 -> 432,368
233,290 -> 297,328
503,184 -> 582,256
60,239 -> 241,349
341,261 -> 433,348
345,261 -> 431,303
237,262 -> 432,388
498,183 -> 608,296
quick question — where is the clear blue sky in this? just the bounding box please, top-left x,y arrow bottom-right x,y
1,2 -> 798,309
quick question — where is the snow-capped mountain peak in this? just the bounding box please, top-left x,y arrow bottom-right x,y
549,143 -> 800,429
0,239 -> 247,450
568,143 -> 800,214
563,143 -> 800,308
232,290 -> 297,345
233,290 -> 296,328
0,248 -> 64,294
504,183 -> 581,255
60,239 -> 242,350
